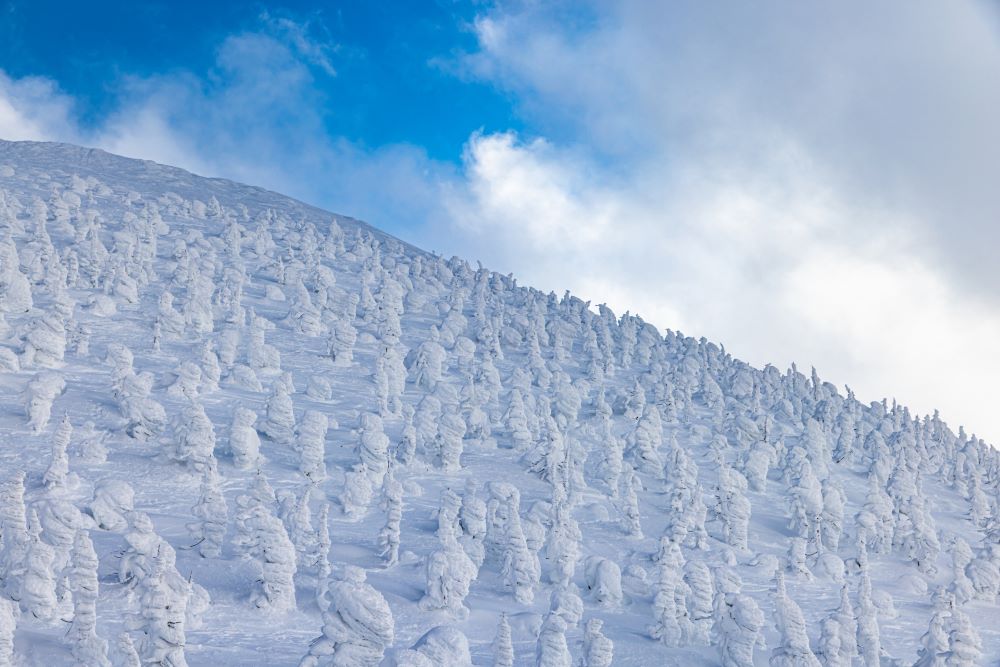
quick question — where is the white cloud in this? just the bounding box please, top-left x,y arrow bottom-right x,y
435,0 -> 1000,443
0,71 -> 78,142
437,124 -> 1000,444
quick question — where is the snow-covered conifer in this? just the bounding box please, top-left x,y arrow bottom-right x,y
770,570 -> 820,666
241,501 -> 297,611
341,464 -> 374,521
459,479 -> 487,567
119,511 -> 165,586
43,413 -> 72,490
20,509 -> 57,621
300,566 -> 394,667
0,472 -> 29,594
856,567 -> 882,667
377,467 -> 403,566
946,607 -> 982,666
584,556 -> 623,608
70,530 -> 111,666
582,618 -> 613,667
420,519 -> 478,618
536,614 -> 572,667
260,375 -> 296,445
436,405 -> 467,472
715,592 -> 765,667
188,462 -> 228,558
89,479 -> 134,532
684,560 -> 714,645
545,501 -> 580,588
0,596 -> 16,665
359,413 -> 391,485
619,464 -> 643,539
715,465 -> 751,552
132,549 -> 189,667
229,407 -> 262,470
913,609 -> 950,667
628,404 -> 664,476
493,612 -> 514,667
168,398 -> 217,471
298,410 -> 328,483
405,329 -> 446,390
25,371 -> 65,433
117,632 -> 142,667
328,314 -> 358,366
650,534 -> 690,647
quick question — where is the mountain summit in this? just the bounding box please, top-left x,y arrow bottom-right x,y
0,139 -> 997,665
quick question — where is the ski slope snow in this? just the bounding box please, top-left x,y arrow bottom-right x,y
0,139 -> 997,666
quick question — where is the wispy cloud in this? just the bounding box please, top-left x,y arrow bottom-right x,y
436,0 -> 1000,442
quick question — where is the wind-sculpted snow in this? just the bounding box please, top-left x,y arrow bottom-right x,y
0,138 -> 998,665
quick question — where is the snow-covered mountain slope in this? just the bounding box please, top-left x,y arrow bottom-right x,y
0,138 -> 998,666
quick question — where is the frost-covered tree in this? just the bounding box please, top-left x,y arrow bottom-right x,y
487,484 -> 539,604
420,518 -> 478,619
168,398 -> 217,471
0,596 -> 16,665
377,466 -> 403,566
131,549 -> 190,667
770,570 -> 820,667
945,607 -> 982,666
459,479 -> 487,567
913,608 -> 950,667
684,560 -> 715,645
715,466 -> 751,552
229,407 -> 262,470
341,464 -> 374,522
261,374 -> 296,445
493,612 -> 514,667
298,410 -> 328,483
0,472 -> 29,595
856,567 -> 882,667
584,556 -> 623,609
69,530 -> 111,666
715,592 -> 765,667
187,462 -> 228,559
328,315 -> 358,366
619,464 -> 643,539
503,389 -> 532,452
25,371 -> 65,433
536,614 -> 572,667
117,632 -> 142,667
436,406 -> 467,472
821,479 -> 846,552
545,501 -> 580,589
300,566 -> 394,667
238,498 -> 298,612
20,509 -> 57,621
949,537 -> 975,605
628,404 -> 664,476
43,413 -> 72,490
581,618 -> 613,667
650,535 -> 690,647
119,511 -> 165,586
358,413 -> 391,485
89,479 -> 134,532
405,329 -> 446,390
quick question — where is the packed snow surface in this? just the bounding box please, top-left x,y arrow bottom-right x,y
0,139 -> 998,666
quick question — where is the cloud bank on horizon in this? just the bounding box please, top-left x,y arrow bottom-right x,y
1,0 -> 999,444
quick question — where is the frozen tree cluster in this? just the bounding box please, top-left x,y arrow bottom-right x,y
0,139 -> 998,665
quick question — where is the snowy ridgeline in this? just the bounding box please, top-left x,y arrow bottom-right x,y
0,139 -> 997,667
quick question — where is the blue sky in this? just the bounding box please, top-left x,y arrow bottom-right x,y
2,0 -> 1000,444
0,1 -> 519,162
